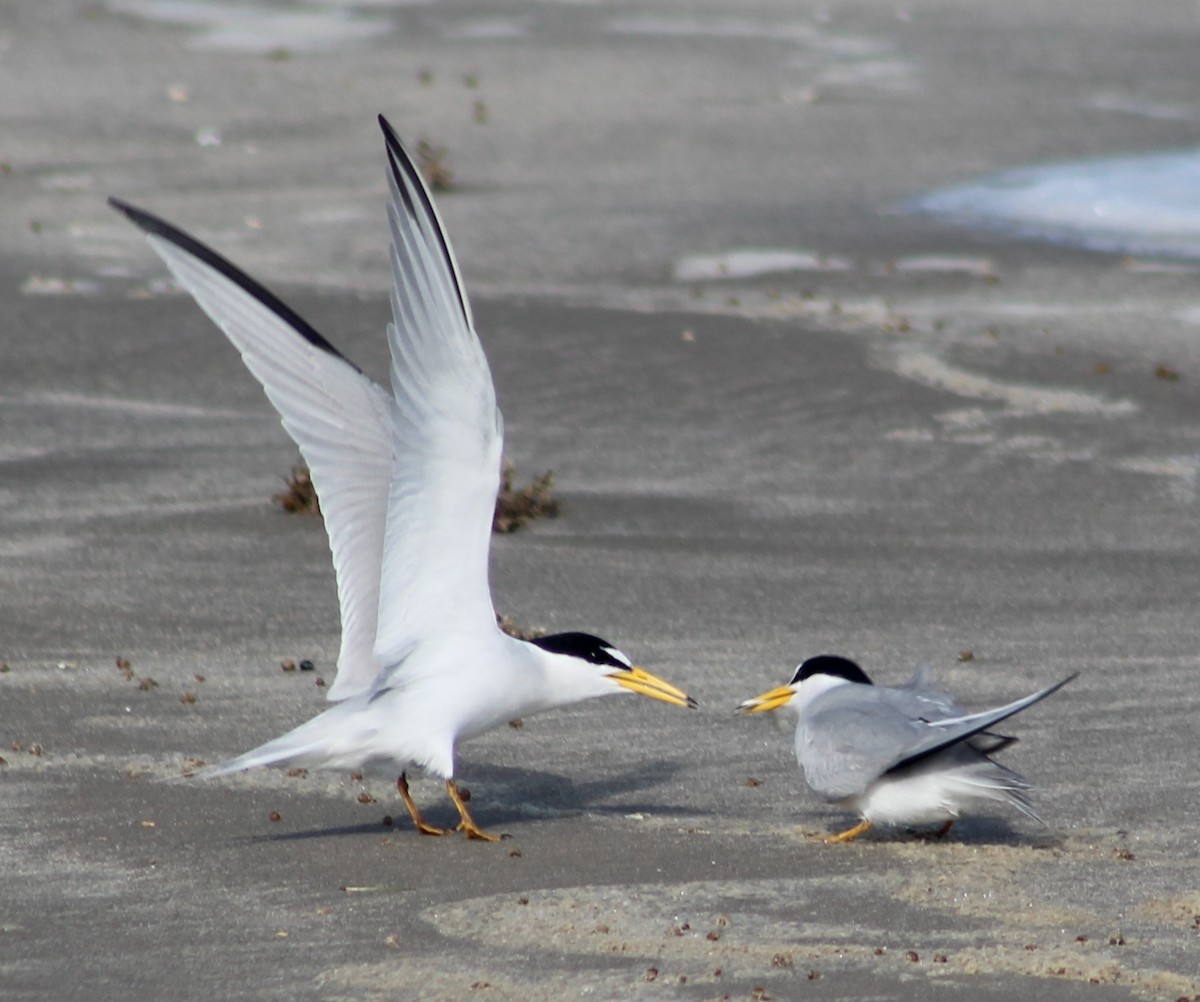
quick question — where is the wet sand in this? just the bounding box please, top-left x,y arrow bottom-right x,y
3,2 -> 1200,999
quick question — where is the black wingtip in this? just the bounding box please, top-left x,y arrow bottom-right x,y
376,112 -> 473,331
892,671 -> 1078,775
108,195 -> 240,276
378,119 -> 417,218
1030,671 -> 1079,706
107,194 -> 363,374
378,114 -> 408,178
108,195 -> 181,242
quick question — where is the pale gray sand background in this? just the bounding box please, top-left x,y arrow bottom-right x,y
3,2 -> 1200,1000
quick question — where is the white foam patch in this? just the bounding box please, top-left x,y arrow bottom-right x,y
890,350 -> 1137,417
0,445 -> 52,463
1,391 -> 250,420
7,495 -> 268,526
0,534 -> 76,559
934,407 -> 994,429
989,301 -> 1125,319
813,57 -> 920,91
297,206 -> 375,226
1114,455 -> 1200,479
607,15 -> 819,40
674,249 -> 853,282
1123,258 -> 1200,274
21,276 -> 101,296
607,15 -> 917,93
885,255 -> 995,277
106,0 -> 390,53
884,427 -> 936,443
37,173 -> 95,191
443,19 -> 530,40
907,147 -> 1200,261
1088,93 -> 1198,123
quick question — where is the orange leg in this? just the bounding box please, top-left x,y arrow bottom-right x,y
823,819 -> 874,844
397,773 -> 454,836
446,779 -> 502,842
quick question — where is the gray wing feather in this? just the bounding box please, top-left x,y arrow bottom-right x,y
795,673 -> 1076,801
796,690 -> 926,800
896,661 -> 965,719
895,673 -> 1077,769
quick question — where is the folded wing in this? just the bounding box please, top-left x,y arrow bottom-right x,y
798,699 -> 925,800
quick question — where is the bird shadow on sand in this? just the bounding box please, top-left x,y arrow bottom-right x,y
840,816 -> 1069,852
237,758 -> 700,846
459,757 -> 704,822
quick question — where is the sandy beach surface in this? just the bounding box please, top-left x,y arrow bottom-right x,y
3,2 -> 1200,999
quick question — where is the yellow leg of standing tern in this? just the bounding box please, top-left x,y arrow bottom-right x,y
824,819 -> 874,844
397,773 -> 454,836
446,779 -> 502,842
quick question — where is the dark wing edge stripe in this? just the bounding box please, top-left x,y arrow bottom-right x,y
887,672 -> 1078,775
107,196 -> 363,375
377,114 -> 473,331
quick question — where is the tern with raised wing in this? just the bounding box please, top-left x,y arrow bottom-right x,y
110,116 -> 696,841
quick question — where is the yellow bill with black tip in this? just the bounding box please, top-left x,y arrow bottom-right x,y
735,684 -> 797,714
610,667 -> 698,709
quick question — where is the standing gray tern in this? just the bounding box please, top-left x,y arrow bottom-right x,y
109,116 -> 696,841
737,655 -> 1074,843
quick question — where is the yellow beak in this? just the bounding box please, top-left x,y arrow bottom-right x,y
735,684 -> 797,714
610,667 -> 698,709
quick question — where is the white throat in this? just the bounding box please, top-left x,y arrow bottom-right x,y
790,672 -> 855,715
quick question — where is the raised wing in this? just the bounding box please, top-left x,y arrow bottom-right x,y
797,673 -> 1076,799
895,673 -> 1077,769
370,116 -> 503,670
108,198 -> 393,701
894,661 -> 965,720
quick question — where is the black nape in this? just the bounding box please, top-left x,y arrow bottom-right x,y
790,655 -> 873,687
529,632 -> 630,670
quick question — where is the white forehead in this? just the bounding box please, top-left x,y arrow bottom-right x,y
602,646 -> 632,668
